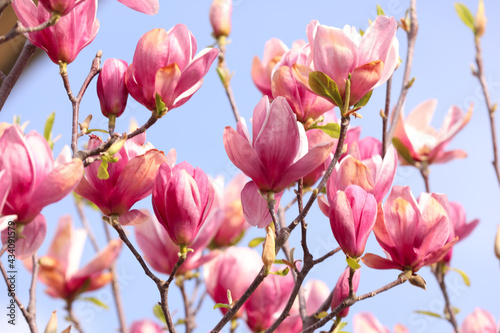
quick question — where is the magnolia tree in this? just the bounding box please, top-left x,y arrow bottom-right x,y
0,0 -> 499,332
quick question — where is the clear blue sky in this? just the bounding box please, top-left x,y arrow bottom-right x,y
1,0 -> 500,332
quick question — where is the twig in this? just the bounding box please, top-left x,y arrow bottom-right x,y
0,0 -> 12,16
312,247 -> 341,266
283,196 -> 298,211
382,76 -> 392,157
216,36 -> 240,122
433,264 -> 459,333
75,199 -> 100,252
27,254 -> 39,331
0,12 -> 60,45
179,280 -> 193,333
301,275 -> 408,332
303,289 -> 334,329
385,0 -> 419,151
66,300 -> 84,333
420,164 -> 430,193
474,35 -> 500,186
0,40 -> 36,112
296,179 -> 309,322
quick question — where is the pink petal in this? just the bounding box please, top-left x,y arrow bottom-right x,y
430,149 -> 467,164
361,253 -> 403,270
119,209 -> 149,226
349,60 -> 383,105
241,181 -> 282,228
117,0 -> 159,15
73,239 -> 121,280
405,99 -> 437,131
1,214 -> 46,260
372,145 -> 398,202
353,313 -> 390,333
155,63 -> 182,108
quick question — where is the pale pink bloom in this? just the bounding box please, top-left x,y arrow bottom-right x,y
152,162 -> 214,246
240,181 -> 283,228
1,214 -> 46,260
97,58 -> 129,119
331,267 -> 360,318
117,0 -> 159,15
204,247 -> 261,315
129,319 -> 162,333
362,186 -> 457,273
35,216 -> 121,300
461,308 -> 498,333
0,170 -> 16,231
0,125 -> 83,223
271,43 -> 332,122
318,143 -> 397,216
12,0 -> 99,64
135,211 -> 218,275
394,100 -> 473,165
244,268 -> 295,332
210,174 -> 249,247
75,134 -> 166,225
125,25 -> 219,112
224,96 -> 334,193
330,185 -> 377,258
443,201 -> 479,263
251,38 -> 304,98
209,0 -> 232,38
353,312 -> 408,333
296,16 -> 399,106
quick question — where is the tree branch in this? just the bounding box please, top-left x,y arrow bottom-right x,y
0,12 -> 60,45
215,36 -> 240,122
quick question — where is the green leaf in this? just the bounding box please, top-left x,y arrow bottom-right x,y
86,128 -> 109,134
315,311 -> 328,319
353,90 -> 373,110
153,304 -> 167,324
269,267 -> 290,276
414,310 -> 443,319
97,160 -> 109,180
358,28 -> 365,36
213,303 -> 230,310
44,112 -> 55,142
308,122 -> 341,139
155,93 -> 168,117
273,259 -> 285,264
392,137 -> 417,166
174,318 -> 186,326
454,3 -> 475,31
248,237 -> 265,248
376,4 -> 385,16
449,267 -> 471,287
452,306 -> 461,314
346,256 -> 361,270
332,322 -> 348,333
309,71 -> 344,109
80,297 -> 109,310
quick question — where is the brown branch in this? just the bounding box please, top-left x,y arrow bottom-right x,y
0,40 -> 36,112
216,36 -> 240,122
27,254 -> 39,331
66,300 -> 84,333
179,280 -> 193,333
385,0 -> 419,151
474,35 -> 500,186
0,0 -> 12,16
312,247 -> 341,265
75,199 -> 100,252
0,12 -> 60,45
420,163 -> 430,193
382,76 -> 392,157
433,264 -> 459,333
302,289 -> 334,329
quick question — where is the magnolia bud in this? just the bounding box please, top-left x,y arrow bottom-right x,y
495,225 -> 500,260
475,0 -> 487,37
262,222 -> 276,275
209,0 -> 232,38
97,58 -> 129,119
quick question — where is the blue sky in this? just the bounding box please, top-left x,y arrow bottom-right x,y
1,0 -> 500,332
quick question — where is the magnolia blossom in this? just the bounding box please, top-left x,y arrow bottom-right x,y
362,186 -> 457,273
152,162 -> 214,246
75,133 -> 166,225
0,170 -> 15,231
125,25 -> 219,112
129,319 -> 162,333
209,0 -> 232,38
1,214 -> 46,260
393,99 -> 473,165
241,181 -> 283,228
35,216 -> 121,300
12,0 -> 99,64
224,96 -> 334,193
353,313 -> 408,333
204,247 -> 261,315
331,267 -> 360,318
135,211 -> 219,275
97,58 -> 129,119
117,0 -> 159,15
0,125 -> 83,223
329,185 -> 377,258
443,201 -> 479,263
461,308 -> 498,333
295,16 -> 399,106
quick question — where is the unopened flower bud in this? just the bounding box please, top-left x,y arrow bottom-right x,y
408,274 -> 427,290
262,222 -> 276,275
495,225 -> 500,260
475,0 -> 487,37
97,58 -> 129,119
210,0 -> 232,38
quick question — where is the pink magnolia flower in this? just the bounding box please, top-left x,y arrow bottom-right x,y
244,268 -> 295,332
362,186 -> 457,273
117,0 -> 159,15
461,308 -> 498,333
443,201 -> 479,263
393,100 -> 473,165
135,211 -> 219,275
35,216 -> 121,300
296,16 -> 399,106
1,214 -> 47,260
210,174 -> 250,247
152,162 -> 214,247
75,134 -> 166,225
129,319 -> 162,333
0,170 -> 16,231
330,185 -> 377,258
204,247 -> 262,315
125,25 -> 219,113
209,0 -> 232,38
252,39 -> 305,98
353,312 -> 408,333
12,0 -> 99,64
241,180 -> 283,228
97,58 -> 129,119
224,96 -> 334,193
0,125 -> 83,223
318,141 -> 397,216
331,267 -> 360,318
271,43 -> 333,122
